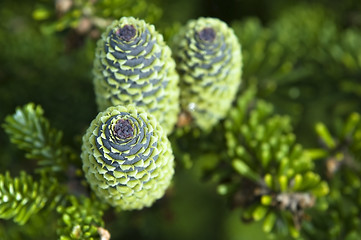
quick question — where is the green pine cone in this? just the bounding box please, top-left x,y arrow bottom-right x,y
81,105 -> 174,210
172,17 -> 242,131
93,17 -> 179,134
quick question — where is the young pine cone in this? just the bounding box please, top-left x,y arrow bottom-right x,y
81,105 -> 174,210
172,17 -> 242,131
93,17 -> 179,134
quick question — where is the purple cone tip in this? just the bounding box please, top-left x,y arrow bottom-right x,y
198,27 -> 216,42
114,119 -> 134,139
116,25 -> 136,41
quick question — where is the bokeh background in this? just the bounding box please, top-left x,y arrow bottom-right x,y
1,0 -> 361,239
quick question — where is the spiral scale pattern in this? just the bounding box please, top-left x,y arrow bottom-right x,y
81,105 -> 174,210
172,17 -> 242,131
93,17 -> 179,134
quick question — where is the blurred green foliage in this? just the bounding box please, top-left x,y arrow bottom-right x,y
57,196 -> 106,239
233,5 -> 361,146
302,113 -> 361,240
1,0 -> 361,239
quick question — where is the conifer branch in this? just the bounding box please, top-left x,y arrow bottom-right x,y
57,196 -> 107,240
218,87 -> 329,238
303,112 -> 361,239
0,171 -> 61,225
2,103 -> 73,173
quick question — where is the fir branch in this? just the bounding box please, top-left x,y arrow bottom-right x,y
231,17 -> 312,94
2,103 -> 72,173
302,112 -> 361,239
57,196 -> 107,240
0,171 -> 61,225
314,112 -> 361,176
219,87 -> 329,238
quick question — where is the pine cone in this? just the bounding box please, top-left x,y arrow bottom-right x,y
93,17 -> 179,134
81,105 -> 174,210
172,17 -> 242,131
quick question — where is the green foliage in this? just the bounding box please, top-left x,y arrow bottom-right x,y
1,102 -> 105,238
33,0 -> 163,34
0,171 -> 61,225
233,4 -> 337,88
231,18 -> 306,94
94,0 -> 162,23
0,211 -> 58,240
232,5 -> 361,140
57,196 -> 106,240
302,113 -> 361,239
219,87 -> 328,238
0,3 -> 97,154
331,29 -> 361,75
2,103 -> 74,173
